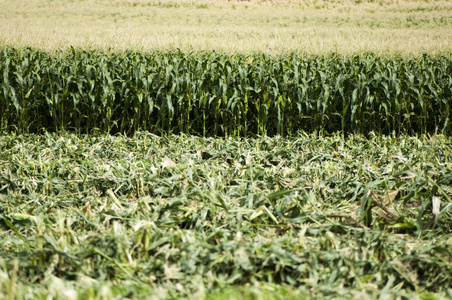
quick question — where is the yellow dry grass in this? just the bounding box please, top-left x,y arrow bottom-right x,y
0,0 -> 451,56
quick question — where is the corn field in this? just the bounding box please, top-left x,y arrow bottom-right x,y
1,48 -> 451,136
1,47 -> 452,299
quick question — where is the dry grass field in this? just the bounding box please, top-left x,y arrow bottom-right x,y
1,0 -> 451,56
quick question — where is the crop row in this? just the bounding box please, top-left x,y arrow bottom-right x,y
1,48 -> 451,136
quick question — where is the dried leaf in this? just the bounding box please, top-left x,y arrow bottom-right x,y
160,157 -> 176,169
432,196 -> 441,225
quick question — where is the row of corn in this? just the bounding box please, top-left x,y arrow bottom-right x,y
0,48 -> 451,136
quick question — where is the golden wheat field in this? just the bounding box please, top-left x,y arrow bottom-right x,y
1,0 -> 451,56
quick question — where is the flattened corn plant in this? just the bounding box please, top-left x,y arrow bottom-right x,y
0,132 -> 451,299
0,48 -> 451,136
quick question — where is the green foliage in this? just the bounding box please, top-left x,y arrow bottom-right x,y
0,132 -> 451,299
1,48 -> 451,136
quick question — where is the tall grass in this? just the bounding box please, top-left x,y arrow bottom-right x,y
1,48 -> 451,136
